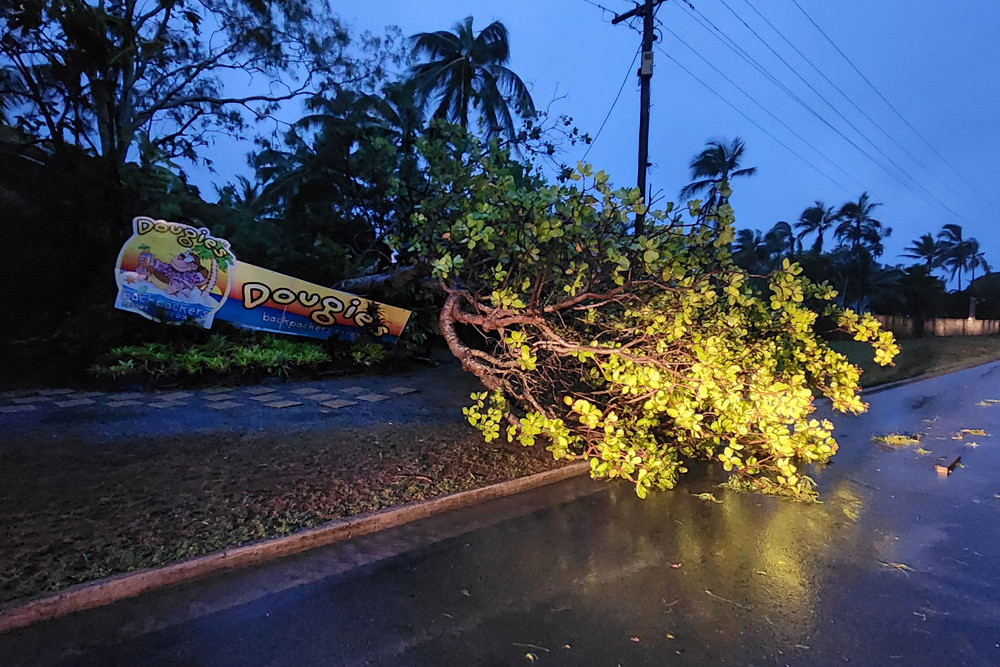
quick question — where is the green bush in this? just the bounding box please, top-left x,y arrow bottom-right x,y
91,334 -> 332,379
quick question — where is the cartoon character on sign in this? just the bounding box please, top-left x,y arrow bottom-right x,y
137,249 -> 207,297
114,216 -> 235,328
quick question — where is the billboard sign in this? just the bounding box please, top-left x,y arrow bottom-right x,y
114,217 -> 409,343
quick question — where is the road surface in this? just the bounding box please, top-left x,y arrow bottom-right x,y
3,361 -> 1000,665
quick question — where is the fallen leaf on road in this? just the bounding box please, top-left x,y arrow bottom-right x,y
691,492 -> 722,503
879,560 -> 916,575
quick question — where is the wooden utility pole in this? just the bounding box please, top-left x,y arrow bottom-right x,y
612,0 -> 666,236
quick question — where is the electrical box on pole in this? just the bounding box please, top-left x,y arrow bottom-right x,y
612,0 -> 667,236
640,51 -> 654,77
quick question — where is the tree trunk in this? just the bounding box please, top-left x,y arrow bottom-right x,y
439,292 -> 503,392
334,263 -> 427,295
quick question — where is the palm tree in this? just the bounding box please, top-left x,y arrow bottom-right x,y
679,137 -> 757,209
409,17 -> 535,140
901,233 -> 943,272
938,223 -> 973,290
835,192 -> 889,256
732,228 -> 771,274
765,220 -> 797,260
794,201 -> 836,254
966,238 -> 991,284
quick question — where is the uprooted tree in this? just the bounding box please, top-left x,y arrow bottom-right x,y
377,126 -> 899,499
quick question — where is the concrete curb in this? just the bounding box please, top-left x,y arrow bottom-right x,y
0,461 -> 590,634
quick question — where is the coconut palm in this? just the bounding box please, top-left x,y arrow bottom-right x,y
937,223 -> 973,290
409,17 -> 535,140
732,228 -> 770,274
966,239 -> 991,283
902,233 -> 943,271
794,201 -> 836,254
679,137 -> 757,208
765,220 -> 797,260
835,192 -> 890,257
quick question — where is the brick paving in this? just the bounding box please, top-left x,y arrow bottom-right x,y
0,382 -> 420,416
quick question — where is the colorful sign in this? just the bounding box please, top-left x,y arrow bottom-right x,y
115,217 -> 235,328
216,262 -> 410,342
115,217 -> 410,343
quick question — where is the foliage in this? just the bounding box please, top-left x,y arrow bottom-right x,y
679,137 -> 757,209
394,127 -> 897,499
90,334 -> 331,379
795,201 -> 837,255
937,224 -> 991,290
350,341 -> 387,367
872,433 -> 921,447
409,17 -> 535,140
902,233 -> 944,270
0,0 -> 398,170
969,273 -> 1000,320
835,192 -> 890,255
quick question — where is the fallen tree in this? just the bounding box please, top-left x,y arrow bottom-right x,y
381,126 -> 897,499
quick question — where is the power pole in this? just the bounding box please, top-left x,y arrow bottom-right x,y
613,0 -> 665,236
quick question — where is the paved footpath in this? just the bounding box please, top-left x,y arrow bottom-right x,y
0,360 -> 481,441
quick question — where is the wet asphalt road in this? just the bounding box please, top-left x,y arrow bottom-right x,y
4,361 -> 1000,666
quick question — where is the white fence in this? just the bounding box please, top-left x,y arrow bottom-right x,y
873,315 -> 1000,338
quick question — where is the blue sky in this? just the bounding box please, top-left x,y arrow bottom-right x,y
196,0 -> 999,279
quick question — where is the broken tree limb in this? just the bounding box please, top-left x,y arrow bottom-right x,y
335,263 -> 428,295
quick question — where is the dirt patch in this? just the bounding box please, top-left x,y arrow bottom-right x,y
0,423 -> 562,608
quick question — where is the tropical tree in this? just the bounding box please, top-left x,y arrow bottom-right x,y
246,89 -> 422,284
380,125 -> 897,500
966,239 -> 991,283
795,201 -> 836,254
835,192 -> 890,256
409,17 -> 535,140
765,220 -> 798,260
902,233 -> 943,271
732,229 -> 770,273
831,193 -> 891,310
679,137 -> 757,210
937,224 -> 973,290
0,0 -> 387,174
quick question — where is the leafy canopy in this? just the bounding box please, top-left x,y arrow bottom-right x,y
397,126 -> 897,500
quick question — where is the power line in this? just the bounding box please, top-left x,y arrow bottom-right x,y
788,0 -> 991,206
714,0 -> 962,220
660,10 -> 925,231
582,47 -> 641,162
653,43 -> 853,195
578,0 -> 642,32
740,0 -> 973,212
578,0 -> 617,18
656,19 -> 864,192
673,2 -> 955,225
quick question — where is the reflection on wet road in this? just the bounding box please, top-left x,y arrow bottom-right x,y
4,361 -> 1000,666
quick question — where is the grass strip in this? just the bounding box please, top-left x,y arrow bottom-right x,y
831,334 -> 1000,387
0,423 -> 558,607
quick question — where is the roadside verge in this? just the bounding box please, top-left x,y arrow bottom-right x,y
0,461 -> 589,634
